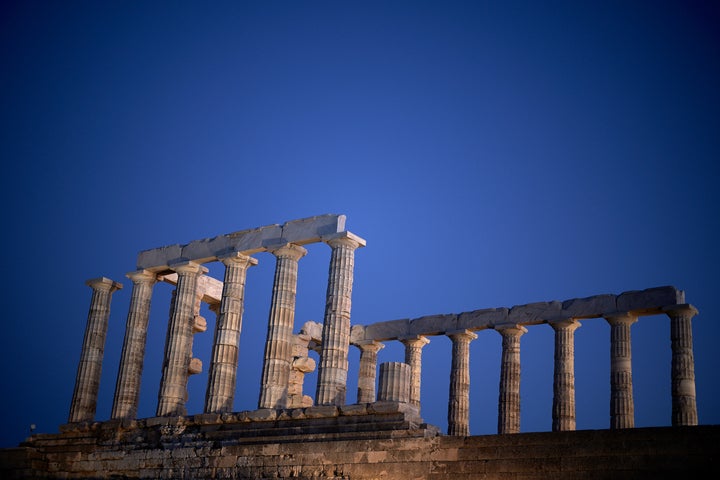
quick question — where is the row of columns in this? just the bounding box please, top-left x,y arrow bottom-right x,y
69,234 -> 364,424
67,273 -> 699,436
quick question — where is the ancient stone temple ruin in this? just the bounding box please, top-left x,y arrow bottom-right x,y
1,214 -> 718,479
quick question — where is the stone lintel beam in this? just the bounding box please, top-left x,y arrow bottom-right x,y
300,320 -> 323,351
561,295 -> 617,319
616,286 -> 685,315
364,319 -> 411,341
457,308 -> 509,331
409,314 -> 458,336
508,301 -> 563,326
158,272 -> 223,305
137,214 -> 347,271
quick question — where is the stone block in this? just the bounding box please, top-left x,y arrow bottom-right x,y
507,301 -> 562,325
339,403 -> 369,416
137,245 -> 182,270
409,314 -> 457,336
616,286 -> 684,314
457,308 -> 508,330
562,294 -> 617,318
292,356 -> 316,373
246,409 -> 277,422
304,405 -> 339,418
229,226 -> 278,254
280,214 -> 345,243
365,319 -> 411,341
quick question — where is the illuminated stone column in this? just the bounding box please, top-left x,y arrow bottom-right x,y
69,277 -> 123,423
356,340 -> 384,403
400,335 -> 430,408
447,329 -> 477,436
604,312 -> 637,429
316,232 -> 366,406
156,261 -> 207,417
259,244 -> 307,409
111,270 -> 156,420
205,253 -> 257,413
497,324 -> 527,434
664,304 -> 699,426
549,319 -> 580,431
378,362 -> 411,403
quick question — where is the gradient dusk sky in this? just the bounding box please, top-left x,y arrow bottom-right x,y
1,0 -> 719,448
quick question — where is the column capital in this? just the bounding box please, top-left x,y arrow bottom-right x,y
446,329 -> 478,341
604,312 -> 638,326
169,261 -> 209,275
548,318 -> 581,332
322,231 -> 367,250
267,243 -> 308,261
662,304 -> 699,318
494,324 -> 528,336
219,251 -> 259,268
85,277 -> 123,293
400,335 -> 430,347
355,340 -> 385,353
125,269 -> 157,284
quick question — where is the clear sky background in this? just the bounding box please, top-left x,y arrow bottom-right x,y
1,0 -> 718,448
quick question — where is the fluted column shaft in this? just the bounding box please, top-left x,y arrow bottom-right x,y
205,253 -> 257,413
497,325 -> 527,434
156,262 -> 207,417
664,305 -> 699,426
401,335 -> 430,408
111,271 -> 156,420
550,319 -> 580,431
316,233 -> 364,406
378,362 -> 411,403
69,277 -> 123,423
259,244 -> 307,409
605,313 -> 637,429
447,329 -> 477,436
356,341 -> 384,403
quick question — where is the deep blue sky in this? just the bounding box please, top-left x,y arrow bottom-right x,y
1,0 -> 718,448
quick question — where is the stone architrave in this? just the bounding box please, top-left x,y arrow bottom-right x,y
156,262 -> 207,417
604,312 -> 637,429
204,252 -> 257,414
316,232 -> 366,406
356,340 -> 384,403
549,319 -> 580,431
496,324 -> 527,434
663,304 -> 699,426
69,277 -> 123,423
111,270 -> 157,420
400,335 -> 430,408
447,329 -> 477,436
259,244 -> 307,409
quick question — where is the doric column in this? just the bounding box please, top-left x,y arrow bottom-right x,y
549,319 -> 580,431
316,232 -> 366,406
447,329 -> 477,436
356,340 -> 384,403
497,324 -> 527,434
204,252 -> 257,413
663,304 -> 699,426
378,362 -> 411,403
68,277 -> 123,423
400,335 -> 430,408
156,261 -> 207,417
258,244 -> 307,409
111,270 -> 156,420
604,312 -> 637,429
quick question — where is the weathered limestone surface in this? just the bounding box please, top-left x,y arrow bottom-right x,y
549,319 -> 580,431
497,324 -> 527,434
68,278 -> 123,423
447,330 -> 477,436
605,312 -> 638,429
137,214 -> 346,270
4,420 -> 718,479
378,362 -> 411,403
664,304 -> 699,426
356,341 -> 384,403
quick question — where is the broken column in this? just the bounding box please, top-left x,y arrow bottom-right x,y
356,340 -> 384,403
400,335 -> 430,408
549,319 -> 580,431
604,312 -> 637,429
316,232 -> 366,406
447,329 -> 477,436
156,261 -> 207,417
111,270 -> 156,420
259,244 -> 307,409
663,304 -> 699,426
497,324 -> 527,434
204,252 -> 257,414
378,362 -> 411,403
69,277 -> 123,423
